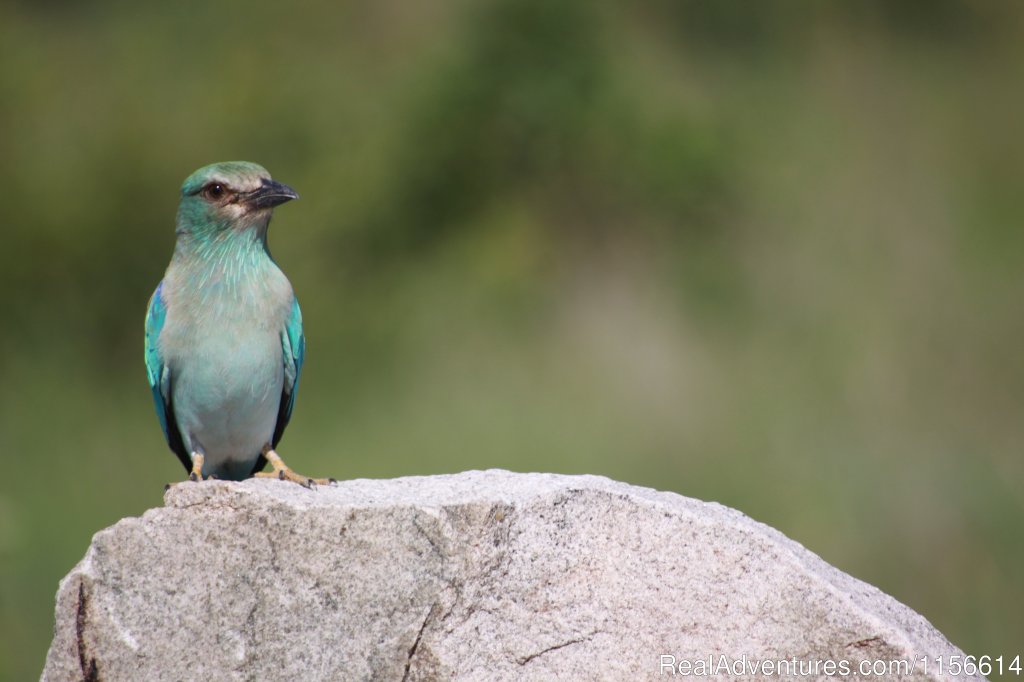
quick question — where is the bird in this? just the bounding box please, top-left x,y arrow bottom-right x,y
145,161 -> 331,487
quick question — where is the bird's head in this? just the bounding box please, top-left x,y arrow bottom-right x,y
176,161 -> 298,240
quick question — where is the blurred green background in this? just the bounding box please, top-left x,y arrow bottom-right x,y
2,1 -> 1023,679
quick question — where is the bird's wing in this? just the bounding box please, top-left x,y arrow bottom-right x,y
145,282 -> 190,471
272,296 -> 305,449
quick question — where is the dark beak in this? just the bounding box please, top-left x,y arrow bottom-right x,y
246,178 -> 299,211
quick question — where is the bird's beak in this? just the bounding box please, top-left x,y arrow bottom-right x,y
246,178 -> 299,211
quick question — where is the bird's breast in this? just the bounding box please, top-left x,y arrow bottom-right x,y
164,323 -> 285,475
183,329 -> 283,402
157,258 -> 295,472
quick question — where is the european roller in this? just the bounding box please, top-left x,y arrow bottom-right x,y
145,161 -> 331,487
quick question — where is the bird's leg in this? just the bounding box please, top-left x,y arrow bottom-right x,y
188,452 -> 205,482
254,446 -> 335,488
164,452 -> 211,491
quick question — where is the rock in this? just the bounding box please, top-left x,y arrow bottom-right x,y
43,470 -> 978,681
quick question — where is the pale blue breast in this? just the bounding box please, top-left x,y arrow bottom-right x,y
159,253 -> 294,479
172,329 -> 283,478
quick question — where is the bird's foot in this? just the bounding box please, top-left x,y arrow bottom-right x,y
163,472 -> 217,492
254,448 -> 336,489
164,454 -> 218,490
187,453 -> 205,482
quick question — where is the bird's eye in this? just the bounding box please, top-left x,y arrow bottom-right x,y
203,183 -> 227,201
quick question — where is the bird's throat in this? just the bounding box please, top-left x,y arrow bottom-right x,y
170,226 -> 281,309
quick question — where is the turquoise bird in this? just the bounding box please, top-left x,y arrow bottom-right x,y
145,161 -> 330,487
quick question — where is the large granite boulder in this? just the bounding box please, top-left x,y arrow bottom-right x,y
42,470 -> 979,681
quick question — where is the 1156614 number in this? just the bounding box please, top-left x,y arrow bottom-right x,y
934,655 -> 1021,677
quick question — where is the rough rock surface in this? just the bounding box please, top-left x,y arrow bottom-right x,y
43,470 -> 978,681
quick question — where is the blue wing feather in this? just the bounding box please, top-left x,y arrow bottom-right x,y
145,282 -> 189,471
272,297 -> 304,448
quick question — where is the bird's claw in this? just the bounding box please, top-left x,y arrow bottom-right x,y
257,467 -> 333,488
185,453 -> 206,483
166,462 -> 217,491
255,448 -> 335,489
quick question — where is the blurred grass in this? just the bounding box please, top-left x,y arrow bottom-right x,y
2,1 -> 1024,679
